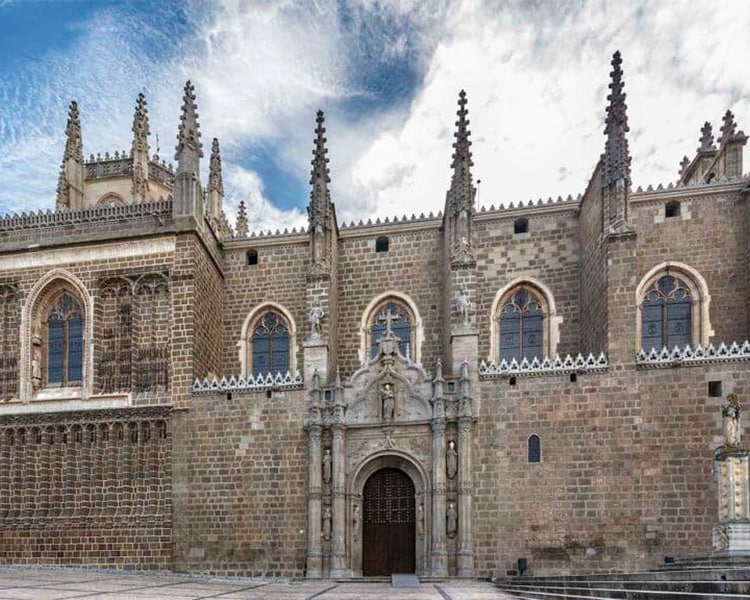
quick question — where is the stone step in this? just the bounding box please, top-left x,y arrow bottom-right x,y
392,573 -> 420,587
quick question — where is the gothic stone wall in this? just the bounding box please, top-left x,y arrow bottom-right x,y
172,388 -> 308,576
0,407 -> 172,569
473,210 -> 581,361
630,188 -> 750,344
473,362 -> 749,577
222,239 -> 309,376
337,227 -> 444,376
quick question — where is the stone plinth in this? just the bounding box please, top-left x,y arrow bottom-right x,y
713,449 -> 750,557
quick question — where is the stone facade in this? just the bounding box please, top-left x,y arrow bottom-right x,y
0,54 -> 749,577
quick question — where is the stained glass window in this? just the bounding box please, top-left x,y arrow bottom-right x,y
251,311 -> 290,377
370,302 -> 412,359
46,292 -> 84,386
499,287 -> 544,362
641,275 -> 692,351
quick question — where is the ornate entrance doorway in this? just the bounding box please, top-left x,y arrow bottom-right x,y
362,468 -> 415,575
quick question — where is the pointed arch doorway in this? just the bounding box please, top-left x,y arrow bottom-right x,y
362,467 -> 415,575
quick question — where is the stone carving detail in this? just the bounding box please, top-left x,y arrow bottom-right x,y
481,352 -> 609,378
723,394 -> 741,448
637,341 -> 750,369
446,440 -> 458,480
447,502 -> 458,538
193,371 -> 303,394
417,502 -> 425,539
352,504 -> 360,541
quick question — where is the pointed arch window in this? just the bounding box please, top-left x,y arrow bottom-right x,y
46,292 -> 84,386
498,286 -> 544,362
640,275 -> 693,351
368,301 -> 413,360
250,311 -> 290,377
527,434 -> 541,463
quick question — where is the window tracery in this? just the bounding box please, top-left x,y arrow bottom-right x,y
250,311 -> 291,377
367,300 -> 414,360
497,286 -> 545,362
45,292 -> 84,387
640,274 -> 693,351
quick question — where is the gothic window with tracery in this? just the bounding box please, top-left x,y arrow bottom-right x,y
368,301 -> 413,359
251,311 -> 290,377
640,275 -> 693,351
498,286 -> 544,362
46,292 -> 84,386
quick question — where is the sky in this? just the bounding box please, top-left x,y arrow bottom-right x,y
0,0 -> 749,233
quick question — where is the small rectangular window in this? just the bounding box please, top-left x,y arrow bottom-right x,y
708,381 -> 722,397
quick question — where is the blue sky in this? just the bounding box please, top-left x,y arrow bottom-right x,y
1,0 -> 749,232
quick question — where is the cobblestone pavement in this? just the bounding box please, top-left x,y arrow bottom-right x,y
0,568 -> 514,600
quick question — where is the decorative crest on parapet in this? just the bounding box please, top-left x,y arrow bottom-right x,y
208,138 -> 224,196
636,341 -> 750,369
175,80 -> 203,173
235,199 -> 249,237
634,173 -> 748,195
679,156 -> 690,178
718,110 -> 748,146
192,371 -> 303,395
479,353 -> 608,379
603,51 -> 631,188
699,121 -> 716,152
64,101 -> 83,163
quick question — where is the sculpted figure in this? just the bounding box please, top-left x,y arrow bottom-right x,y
322,506 -> 331,541
31,352 -> 42,392
309,306 -> 324,340
446,502 -> 458,538
456,289 -> 471,324
352,504 -> 360,540
381,382 -> 395,421
417,502 -> 425,538
322,448 -> 332,484
446,440 -> 458,479
723,394 -> 741,447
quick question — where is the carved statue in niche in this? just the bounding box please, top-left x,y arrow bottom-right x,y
456,289 -> 471,325
417,502 -> 425,539
352,504 -> 360,541
381,382 -> 395,421
446,502 -> 458,538
31,350 -> 42,393
723,394 -> 742,448
322,506 -> 332,541
309,306 -> 324,341
446,440 -> 458,479
322,448 -> 332,484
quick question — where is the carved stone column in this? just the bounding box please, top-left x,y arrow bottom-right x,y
457,416 -> 474,576
330,424 -> 347,577
306,423 -> 323,577
431,419 -> 448,576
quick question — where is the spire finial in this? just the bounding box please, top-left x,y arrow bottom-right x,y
309,109 -> 331,198
131,93 -> 151,202
208,137 -> 224,195
450,89 -> 474,196
603,50 -> 631,188
717,109 -> 747,146
699,121 -> 715,152
235,199 -> 248,237
679,155 -> 690,178
64,100 -> 83,163
175,80 -> 203,174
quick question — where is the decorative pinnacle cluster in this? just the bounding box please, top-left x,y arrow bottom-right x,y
603,50 -> 631,187
718,109 -> 747,145
699,121 -> 715,152
64,101 -> 83,163
235,199 -> 248,238
175,80 -> 203,166
208,138 -> 224,195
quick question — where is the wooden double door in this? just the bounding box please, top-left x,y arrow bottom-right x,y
362,468 -> 416,576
